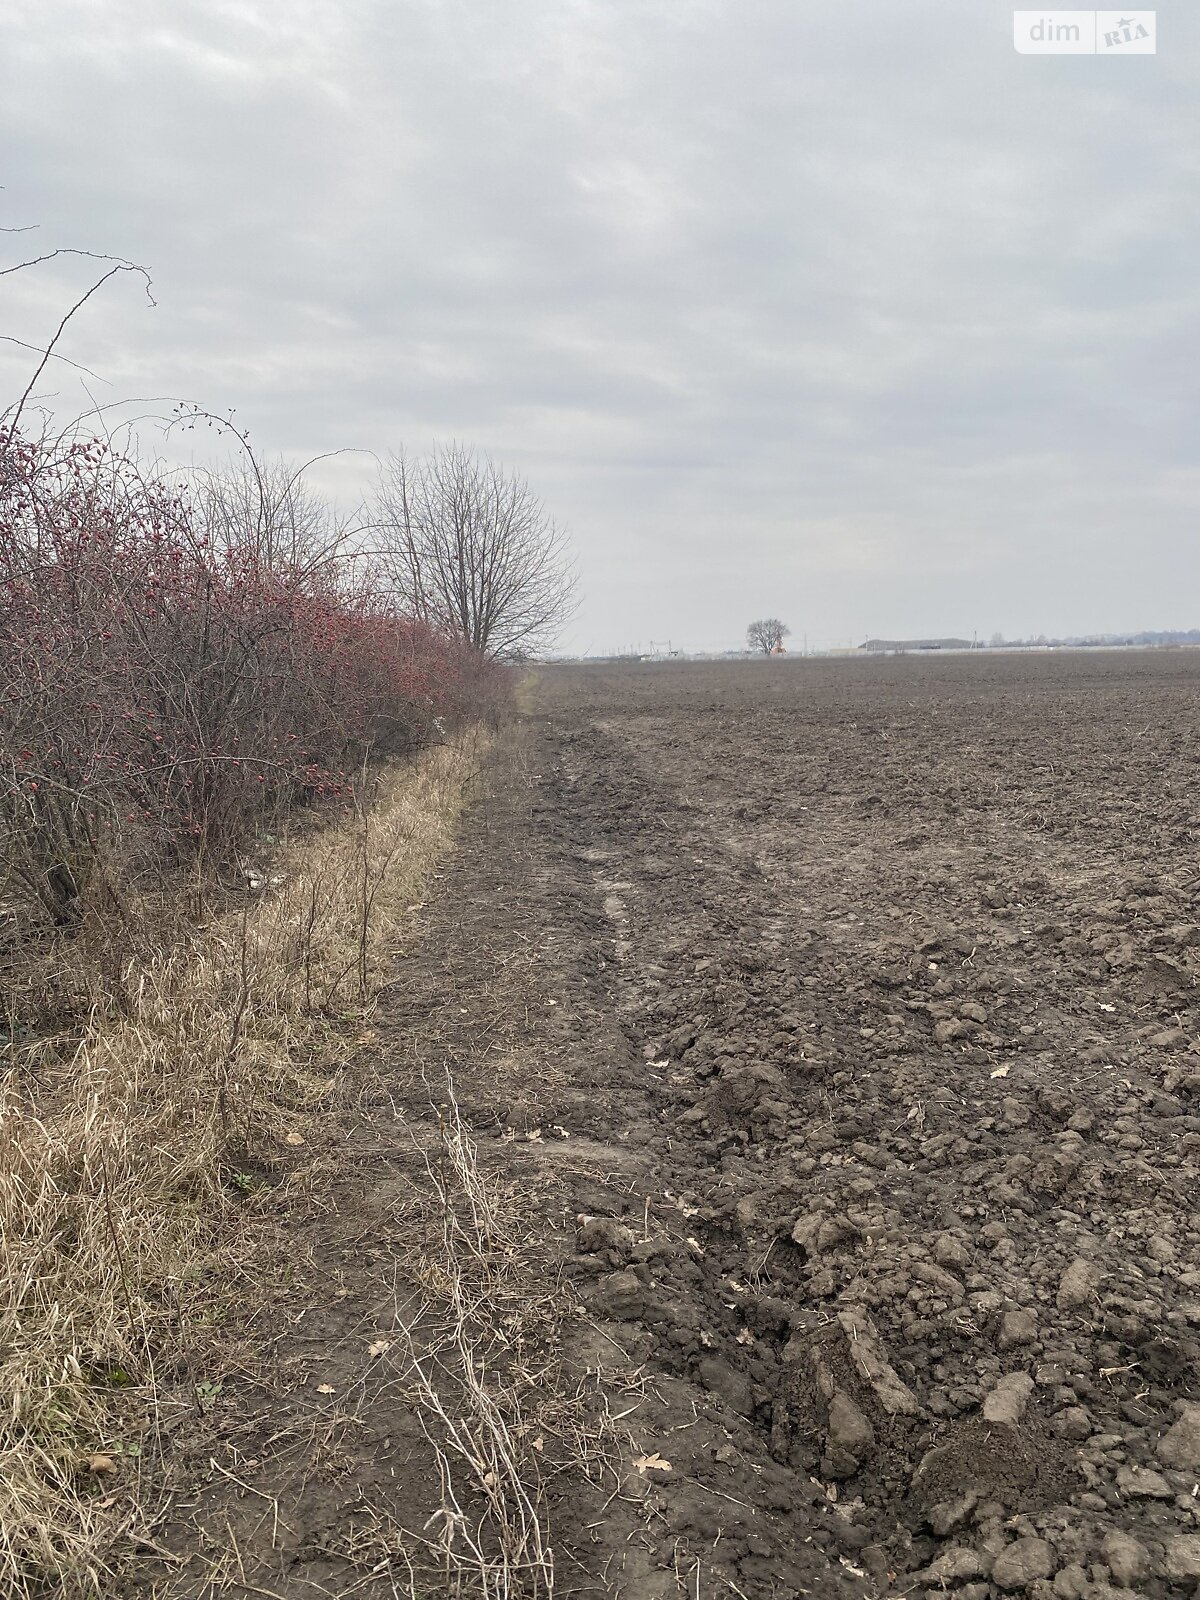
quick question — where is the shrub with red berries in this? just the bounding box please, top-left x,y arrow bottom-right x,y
0,430 -> 505,921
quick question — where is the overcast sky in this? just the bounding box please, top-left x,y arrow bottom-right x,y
2,1 -> 1197,652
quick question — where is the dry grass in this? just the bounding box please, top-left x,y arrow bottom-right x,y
0,729 -> 489,1599
398,1080 -> 556,1598
372,1076 -> 632,1600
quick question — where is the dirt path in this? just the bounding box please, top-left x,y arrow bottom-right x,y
152,655 -> 1200,1599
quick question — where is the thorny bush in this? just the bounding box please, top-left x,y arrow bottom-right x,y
0,429 -> 505,927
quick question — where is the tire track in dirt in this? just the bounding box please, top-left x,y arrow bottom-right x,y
136,731 -> 613,1600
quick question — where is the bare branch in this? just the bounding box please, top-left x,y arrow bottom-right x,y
0,335 -> 110,384
0,247 -> 155,298
3,260 -> 155,441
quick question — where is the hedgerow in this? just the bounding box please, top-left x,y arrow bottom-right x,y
0,429 -> 502,928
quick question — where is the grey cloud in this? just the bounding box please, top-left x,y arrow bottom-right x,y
2,0 -> 1199,651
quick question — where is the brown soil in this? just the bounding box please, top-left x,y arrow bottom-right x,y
146,652 -> 1200,1599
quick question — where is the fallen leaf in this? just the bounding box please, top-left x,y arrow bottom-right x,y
285,1131 -> 305,1146
315,1383 -> 336,1395
367,1339 -> 391,1358
736,1327 -> 754,1346
990,1065 -> 1010,1079
87,1455 -> 118,1475
531,1435 -> 544,1452
634,1452 -> 672,1475
686,1236 -> 705,1255
1098,1003 -> 1116,1012
526,1128 -> 543,1143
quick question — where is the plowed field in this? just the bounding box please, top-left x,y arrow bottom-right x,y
531,652 -> 1200,1596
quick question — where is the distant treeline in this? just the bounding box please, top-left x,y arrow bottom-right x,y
862,631 -> 1200,653
999,631 -> 1200,648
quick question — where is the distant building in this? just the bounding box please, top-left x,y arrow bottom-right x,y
861,638 -> 974,654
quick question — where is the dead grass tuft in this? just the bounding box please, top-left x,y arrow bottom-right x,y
378,1075 -> 628,1599
398,1079 -> 556,1596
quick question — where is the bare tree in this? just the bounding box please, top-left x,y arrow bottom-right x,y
747,618 -> 790,654
191,455 -> 347,580
372,443 -> 575,658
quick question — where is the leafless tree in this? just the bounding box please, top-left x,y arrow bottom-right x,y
372,443 -> 576,658
190,454 -> 347,580
747,618 -> 790,654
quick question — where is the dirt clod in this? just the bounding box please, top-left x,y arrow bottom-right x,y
1057,1258 -> 1102,1310
991,1536 -> 1056,1590
983,1371 -> 1035,1426
999,1308 -> 1040,1350
1101,1530 -> 1150,1587
826,1390 -> 875,1459
1162,1533 -> 1200,1580
1156,1399 -> 1200,1469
